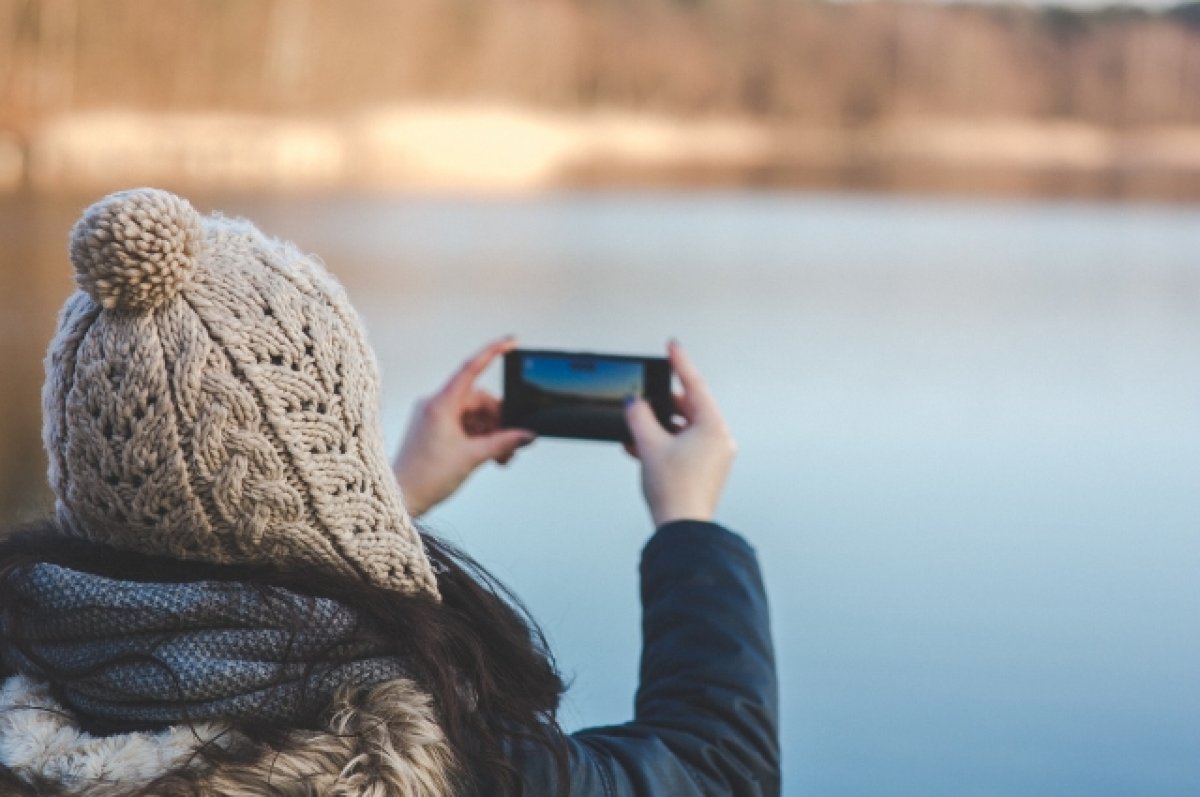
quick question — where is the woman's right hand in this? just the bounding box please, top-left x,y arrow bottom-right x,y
625,341 -> 736,528
393,337 -> 534,517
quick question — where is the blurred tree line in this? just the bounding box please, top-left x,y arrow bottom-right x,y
2,0 -> 1199,131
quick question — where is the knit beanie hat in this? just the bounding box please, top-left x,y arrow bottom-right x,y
42,188 -> 439,599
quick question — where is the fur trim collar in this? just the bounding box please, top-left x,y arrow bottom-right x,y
0,675 -> 227,794
0,674 -> 457,796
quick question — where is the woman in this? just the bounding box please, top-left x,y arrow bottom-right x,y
0,188 -> 779,796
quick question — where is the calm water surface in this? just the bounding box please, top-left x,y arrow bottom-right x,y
2,193 -> 1198,796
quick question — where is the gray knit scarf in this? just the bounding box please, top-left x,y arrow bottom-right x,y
0,562 -> 410,729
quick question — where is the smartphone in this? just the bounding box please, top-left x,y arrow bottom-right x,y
502,349 -> 673,442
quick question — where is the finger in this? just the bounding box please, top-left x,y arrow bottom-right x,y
462,390 -> 503,436
462,408 -> 497,437
463,389 -> 502,419
673,390 -> 695,423
668,340 -> 720,421
625,397 -> 669,454
470,428 -> 535,463
441,337 -> 516,401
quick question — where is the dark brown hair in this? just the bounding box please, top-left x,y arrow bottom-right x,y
0,521 -> 569,797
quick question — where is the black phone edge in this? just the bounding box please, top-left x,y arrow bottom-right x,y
502,349 -> 673,441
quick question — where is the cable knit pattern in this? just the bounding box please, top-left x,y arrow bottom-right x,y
45,188 -> 438,598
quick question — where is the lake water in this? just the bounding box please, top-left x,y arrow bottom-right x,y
2,192 -> 1198,796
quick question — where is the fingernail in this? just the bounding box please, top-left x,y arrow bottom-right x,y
624,394 -> 637,408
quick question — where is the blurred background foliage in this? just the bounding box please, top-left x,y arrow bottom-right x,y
2,0 -> 1200,198
3,0 -> 1200,124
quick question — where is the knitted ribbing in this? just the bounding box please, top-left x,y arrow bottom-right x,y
44,189 -> 438,598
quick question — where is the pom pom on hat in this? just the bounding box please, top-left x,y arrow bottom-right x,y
69,188 -> 202,313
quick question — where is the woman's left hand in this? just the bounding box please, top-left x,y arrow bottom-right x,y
393,337 -> 535,517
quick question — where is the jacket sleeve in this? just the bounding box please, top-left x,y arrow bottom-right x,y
512,520 -> 780,797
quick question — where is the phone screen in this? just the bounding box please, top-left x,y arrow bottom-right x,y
503,350 -> 672,442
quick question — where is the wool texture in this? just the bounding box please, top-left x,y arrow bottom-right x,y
45,188 -> 438,598
1,561 -> 415,730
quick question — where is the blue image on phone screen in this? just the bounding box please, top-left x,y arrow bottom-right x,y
523,355 -> 643,401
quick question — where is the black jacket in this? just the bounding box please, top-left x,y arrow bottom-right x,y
513,520 -> 780,797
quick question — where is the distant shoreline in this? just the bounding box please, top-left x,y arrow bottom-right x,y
4,105 -> 1200,202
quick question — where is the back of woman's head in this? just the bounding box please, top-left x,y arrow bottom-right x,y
2,187 -> 568,796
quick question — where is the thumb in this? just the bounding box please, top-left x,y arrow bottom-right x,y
625,397 -> 668,454
472,428 -> 535,463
